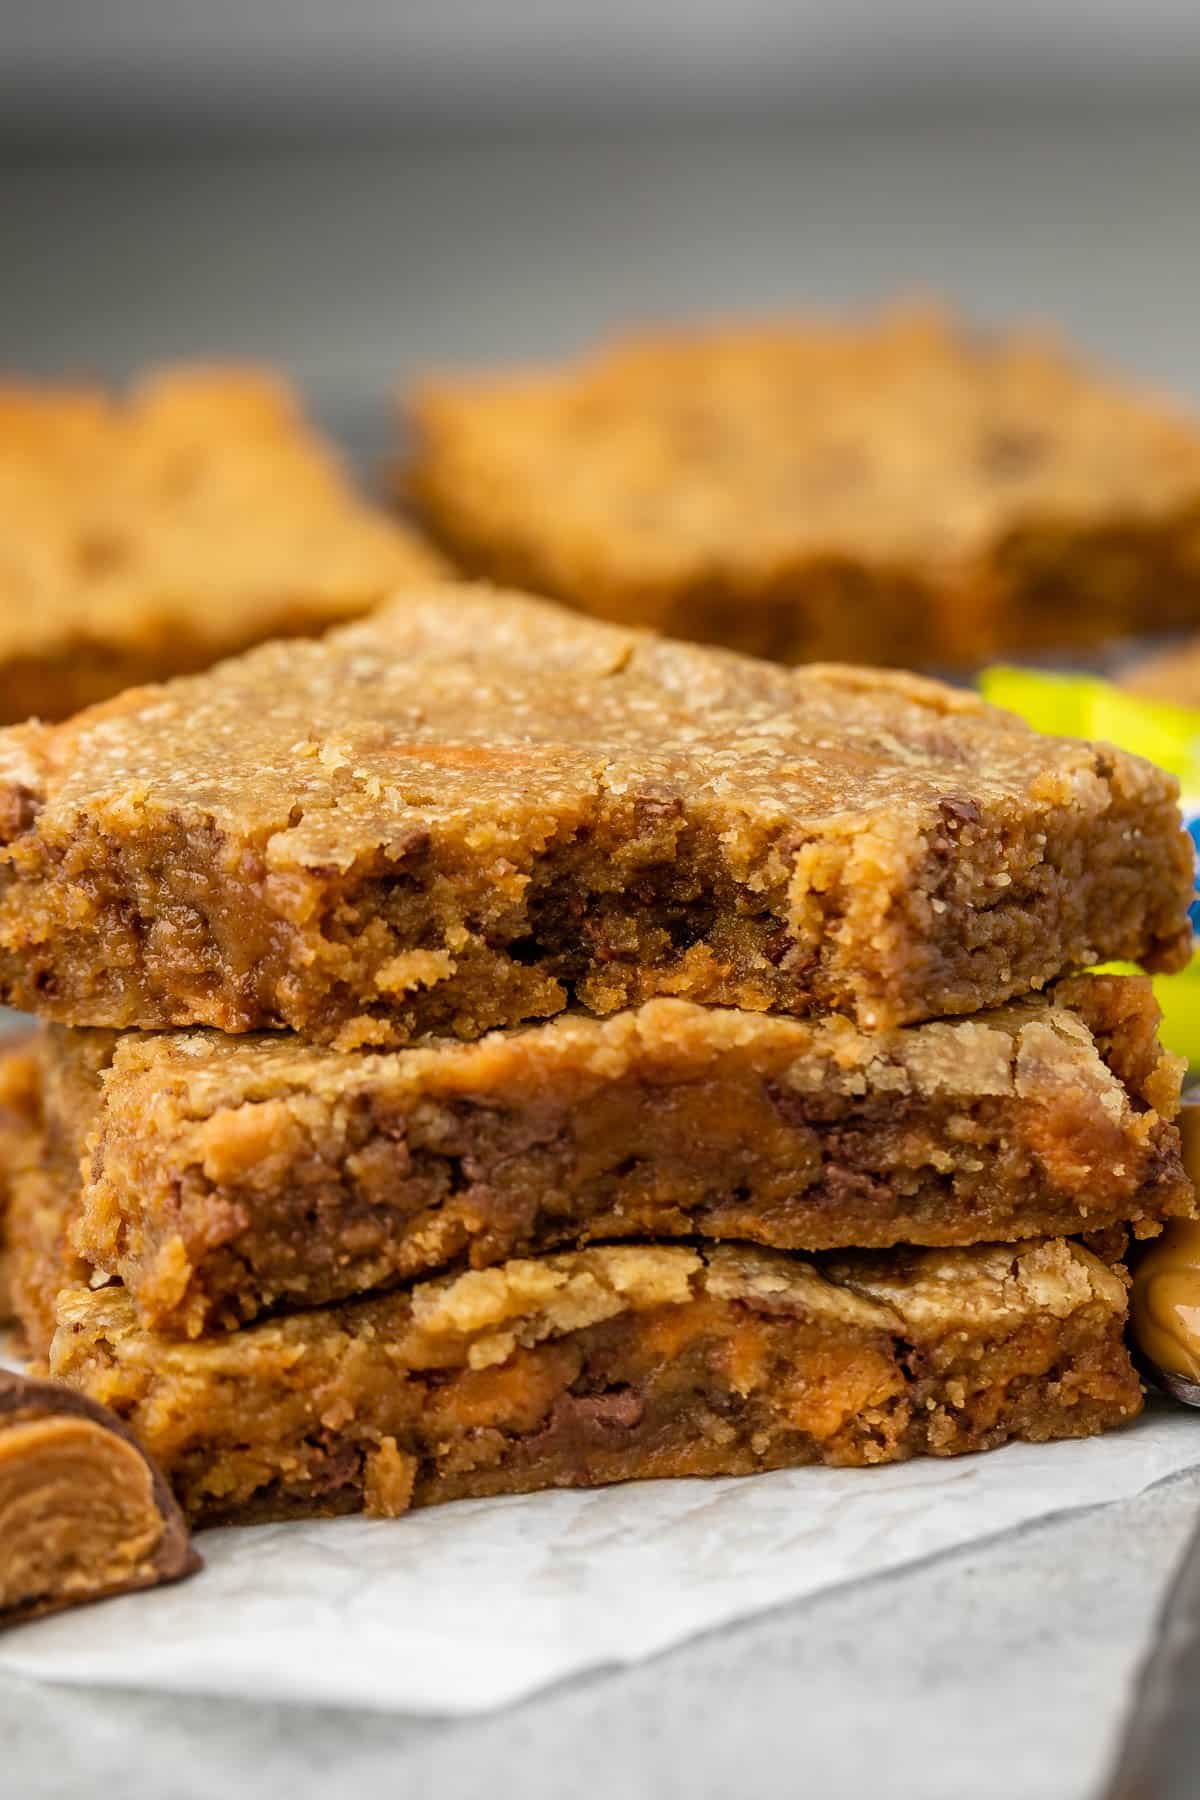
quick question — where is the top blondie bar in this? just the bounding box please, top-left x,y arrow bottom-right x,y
0,585 -> 1189,1043
405,304 -> 1200,666
0,365 -> 440,722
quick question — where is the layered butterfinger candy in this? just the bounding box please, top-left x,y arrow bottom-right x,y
0,1370 -> 198,1628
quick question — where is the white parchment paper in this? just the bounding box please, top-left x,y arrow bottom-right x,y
1,1400 -> 1197,1714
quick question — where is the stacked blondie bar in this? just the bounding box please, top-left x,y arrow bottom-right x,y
0,585 -> 1194,1525
405,304 -> 1200,668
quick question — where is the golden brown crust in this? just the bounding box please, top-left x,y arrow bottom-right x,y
0,365 -> 442,723
405,305 -> 1200,666
49,1238 -> 1141,1525
0,586 -> 1189,1043
12,975 -> 1185,1342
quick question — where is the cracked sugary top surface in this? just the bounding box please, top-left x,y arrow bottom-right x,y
0,581 -> 1181,870
0,365 -> 439,667
407,304 -> 1200,576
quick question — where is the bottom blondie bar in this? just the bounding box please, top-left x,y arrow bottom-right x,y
51,1239 -> 1139,1525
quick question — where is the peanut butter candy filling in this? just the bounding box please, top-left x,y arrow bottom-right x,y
1131,1099 -> 1200,1396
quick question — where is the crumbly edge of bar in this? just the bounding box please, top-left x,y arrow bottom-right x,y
6,1153 -> 88,1364
49,1239 -> 1138,1524
2,1023 -> 102,1357
0,1038 -> 45,1330
85,972 -> 1184,1108
55,975 -> 1189,1337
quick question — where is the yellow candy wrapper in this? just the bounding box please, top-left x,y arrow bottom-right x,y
981,665 -> 1200,1065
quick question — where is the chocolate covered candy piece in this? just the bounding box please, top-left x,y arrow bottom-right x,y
1132,1218 -> 1200,1405
0,1369 -> 199,1628
1131,1097 -> 1200,1405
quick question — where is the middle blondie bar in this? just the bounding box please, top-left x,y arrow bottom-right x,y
9,974 -> 1188,1346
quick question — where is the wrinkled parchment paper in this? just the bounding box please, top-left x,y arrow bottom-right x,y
1,1393 -> 1195,1715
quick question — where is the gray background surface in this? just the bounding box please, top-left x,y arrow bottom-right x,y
4,2 -> 1200,133
5,105 -> 1200,427
3,103 -> 1200,1799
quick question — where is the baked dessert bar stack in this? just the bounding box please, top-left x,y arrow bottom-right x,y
0,584 -> 1193,1524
